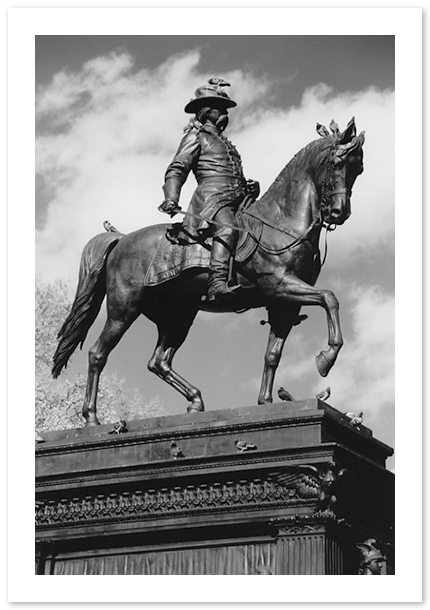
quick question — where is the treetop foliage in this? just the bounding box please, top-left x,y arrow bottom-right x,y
35,278 -> 164,434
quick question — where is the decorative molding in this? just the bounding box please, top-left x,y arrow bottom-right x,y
36,447 -> 337,489
36,476 -> 316,530
35,412 -> 324,455
277,523 -> 323,535
269,514 -> 354,536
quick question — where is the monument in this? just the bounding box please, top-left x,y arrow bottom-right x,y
36,79 -> 394,575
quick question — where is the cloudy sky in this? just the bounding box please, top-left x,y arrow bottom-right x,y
35,35 -> 395,461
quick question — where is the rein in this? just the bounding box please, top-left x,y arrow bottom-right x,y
242,142 -> 340,257
243,205 -> 322,256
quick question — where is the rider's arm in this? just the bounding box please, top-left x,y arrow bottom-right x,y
162,129 -> 201,206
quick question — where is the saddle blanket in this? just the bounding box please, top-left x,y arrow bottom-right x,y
144,198 -> 262,287
144,235 -> 212,286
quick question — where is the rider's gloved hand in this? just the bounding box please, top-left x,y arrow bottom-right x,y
158,199 -> 182,218
246,179 -> 260,199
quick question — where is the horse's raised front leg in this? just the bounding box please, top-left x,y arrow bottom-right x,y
147,310 -> 204,413
275,274 -> 344,377
258,305 -> 297,404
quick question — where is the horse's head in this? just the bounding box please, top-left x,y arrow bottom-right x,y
316,117 -> 365,226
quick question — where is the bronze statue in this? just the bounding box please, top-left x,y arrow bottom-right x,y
159,78 -> 260,305
357,539 -> 386,575
52,86 -> 364,425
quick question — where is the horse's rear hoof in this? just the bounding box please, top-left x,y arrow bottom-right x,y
83,417 -> 101,427
187,404 -> 204,413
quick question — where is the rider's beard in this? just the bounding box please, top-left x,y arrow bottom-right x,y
216,114 -> 229,132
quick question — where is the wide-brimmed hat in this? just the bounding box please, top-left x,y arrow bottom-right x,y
184,78 -> 237,114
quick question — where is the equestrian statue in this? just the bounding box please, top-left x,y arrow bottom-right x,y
52,78 -> 365,426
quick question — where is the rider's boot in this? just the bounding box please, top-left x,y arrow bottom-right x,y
207,230 -> 240,305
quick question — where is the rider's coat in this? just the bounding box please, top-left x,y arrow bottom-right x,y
163,121 -> 247,235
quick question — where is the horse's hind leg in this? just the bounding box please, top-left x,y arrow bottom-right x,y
147,310 -> 204,413
83,310 -> 139,425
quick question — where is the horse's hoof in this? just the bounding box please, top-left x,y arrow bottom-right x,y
83,418 -> 101,427
315,352 -> 332,377
187,404 -> 204,413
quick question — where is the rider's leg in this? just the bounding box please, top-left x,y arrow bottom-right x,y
207,206 -> 239,302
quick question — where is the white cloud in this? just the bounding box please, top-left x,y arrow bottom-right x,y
326,286 -> 394,422
234,84 -> 394,261
263,285 -> 394,444
36,50 -> 271,282
36,50 -> 394,286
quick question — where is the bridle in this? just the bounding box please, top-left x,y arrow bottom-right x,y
319,144 -> 348,231
243,143 -> 347,258
244,204 -> 322,256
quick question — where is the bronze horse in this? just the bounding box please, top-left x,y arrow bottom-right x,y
52,118 -> 364,426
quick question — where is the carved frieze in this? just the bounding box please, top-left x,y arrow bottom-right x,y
36,474 -> 318,529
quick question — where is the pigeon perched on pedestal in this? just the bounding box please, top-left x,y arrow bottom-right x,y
234,439 -> 257,453
278,387 -> 295,402
344,411 -> 364,427
316,386 -> 331,401
108,420 -> 128,434
169,440 -> 184,459
35,431 -> 45,443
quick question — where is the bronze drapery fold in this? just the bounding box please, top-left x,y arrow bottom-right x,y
52,542 -> 275,575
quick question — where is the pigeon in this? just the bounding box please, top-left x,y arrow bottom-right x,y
316,123 -> 330,137
329,119 -> 340,136
208,77 -> 231,88
278,387 -> 295,402
344,411 -> 363,427
103,220 -> 120,233
108,420 -> 128,435
316,386 -> 331,402
170,440 -> 184,459
235,439 -> 257,453
35,431 -> 45,443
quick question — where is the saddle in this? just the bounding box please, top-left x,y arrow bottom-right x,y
144,196 -> 262,287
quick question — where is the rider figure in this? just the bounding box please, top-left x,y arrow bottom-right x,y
159,78 -> 260,304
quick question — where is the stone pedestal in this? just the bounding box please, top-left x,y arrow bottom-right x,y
35,399 -> 394,575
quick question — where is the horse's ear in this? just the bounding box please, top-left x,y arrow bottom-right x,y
338,117 -> 357,144
316,123 -> 330,138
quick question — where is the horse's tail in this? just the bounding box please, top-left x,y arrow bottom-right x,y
52,232 -> 123,378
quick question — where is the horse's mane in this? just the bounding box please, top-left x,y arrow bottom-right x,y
260,136 -> 334,204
